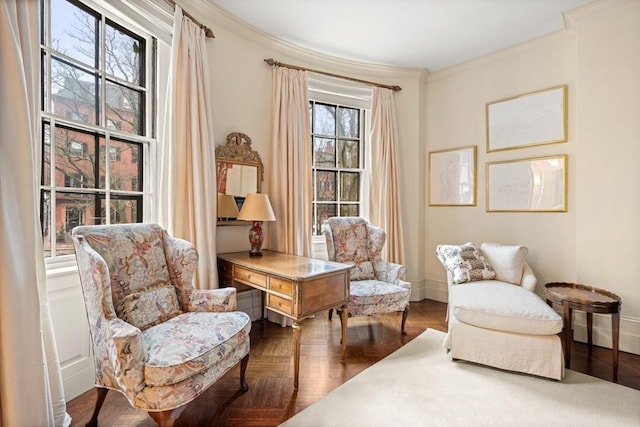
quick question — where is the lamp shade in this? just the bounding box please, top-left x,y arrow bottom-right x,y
217,193 -> 239,218
237,193 -> 276,222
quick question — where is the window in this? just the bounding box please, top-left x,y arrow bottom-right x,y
310,101 -> 365,236
40,0 -> 155,258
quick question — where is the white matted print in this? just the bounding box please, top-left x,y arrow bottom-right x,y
486,85 -> 567,152
429,146 -> 476,206
486,155 -> 567,212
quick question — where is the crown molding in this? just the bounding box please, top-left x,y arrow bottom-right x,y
564,0 -> 635,29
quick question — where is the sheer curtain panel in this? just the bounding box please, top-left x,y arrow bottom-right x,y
369,87 -> 405,264
0,1 -> 70,425
160,6 -> 218,289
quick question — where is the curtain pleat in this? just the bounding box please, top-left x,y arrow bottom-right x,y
0,1 -> 70,425
269,68 -> 312,257
160,6 -> 218,289
369,87 -> 405,264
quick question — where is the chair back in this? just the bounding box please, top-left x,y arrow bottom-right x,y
72,223 -> 173,319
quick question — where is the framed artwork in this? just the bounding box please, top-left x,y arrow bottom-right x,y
429,146 -> 476,206
486,85 -> 567,152
486,155 -> 567,212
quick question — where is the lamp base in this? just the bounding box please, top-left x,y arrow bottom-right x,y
248,221 -> 264,257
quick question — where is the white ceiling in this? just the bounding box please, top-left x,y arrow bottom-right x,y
209,0 -> 592,72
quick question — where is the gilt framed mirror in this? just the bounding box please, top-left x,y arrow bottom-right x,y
216,132 -> 264,225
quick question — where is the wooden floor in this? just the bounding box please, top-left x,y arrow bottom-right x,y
66,300 -> 640,426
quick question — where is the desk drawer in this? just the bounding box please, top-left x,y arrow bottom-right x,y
270,277 -> 293,295
268,294 -> 292,315
234,266 -> 267,288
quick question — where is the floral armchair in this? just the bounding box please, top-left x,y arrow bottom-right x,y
72,223 -> 251,427
324,217 -> 411,334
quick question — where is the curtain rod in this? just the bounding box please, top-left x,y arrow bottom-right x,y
167,0 -> 215,38
263,58 -> 402,92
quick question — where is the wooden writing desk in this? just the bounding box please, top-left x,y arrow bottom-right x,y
217,250 -> 352,390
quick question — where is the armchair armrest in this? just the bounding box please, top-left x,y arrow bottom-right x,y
188,287 -> 237,312
372,259 -> 407,284
109,318 -> 147,393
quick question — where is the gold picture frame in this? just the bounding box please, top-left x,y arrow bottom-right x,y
428,146 -> 476,206
486,155 -> 567,212
486,85 -> 568,152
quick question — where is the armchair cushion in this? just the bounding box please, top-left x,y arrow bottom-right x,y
480,242 -> 528,285
143,311 -> 251,387
348,280 -> 411,317
122,281 -> 182,330
435,243 -> 495,284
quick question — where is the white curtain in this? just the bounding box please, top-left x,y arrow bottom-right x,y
269,68 -> 312,257
0,1 -> 70,426
369,87 -> 405,264
160,6 -> 218,289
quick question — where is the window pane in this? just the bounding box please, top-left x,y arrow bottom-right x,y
340,205 -> 359,217
105,22 -> 143,85
313,137 -> 335,167
338,139 -> 359,168
338,107 -> 359,138
55,192 -> 96,255
313,103 -> 336,135
50,0 -> 97,68
42,191 -> 52,257
110,198 -> 140,223
316,170 -> 336,201
106,81 -> 142,135
43,122 -> 51,186
340,172 -> 360,201
51,58 -> 98,125
105,139 -> 142,191
315,204 -> 336,236
55,127 -> 96,188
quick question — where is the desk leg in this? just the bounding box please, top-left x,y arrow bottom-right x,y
586,312 -> 593,356
563,302 -> 572,368
612,312 -> 620,381
292,321 -> 302,391
340,304 -> 348,362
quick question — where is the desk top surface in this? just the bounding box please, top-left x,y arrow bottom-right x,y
218,250 -> 353,280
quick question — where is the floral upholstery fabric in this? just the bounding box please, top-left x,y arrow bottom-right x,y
435,242 -> 496,284
324,216 -> 411,318
72,223 -> 251,412
122,281 -> 182,330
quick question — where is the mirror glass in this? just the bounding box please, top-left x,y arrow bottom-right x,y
215,132 -> 263,225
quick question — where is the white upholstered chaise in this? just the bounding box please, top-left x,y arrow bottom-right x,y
437,242 -> 564,380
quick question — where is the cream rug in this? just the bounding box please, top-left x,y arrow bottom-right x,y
281,329 -> 640,427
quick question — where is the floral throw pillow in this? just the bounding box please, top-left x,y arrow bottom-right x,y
435,243 -> 496,284
350,261 -> 376,281
121,281 -> 182,330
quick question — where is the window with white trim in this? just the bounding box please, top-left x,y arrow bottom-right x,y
40,0 -> 156,259
308,74 -> 372,243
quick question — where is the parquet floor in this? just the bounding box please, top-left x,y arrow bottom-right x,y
66,299 -> 640,426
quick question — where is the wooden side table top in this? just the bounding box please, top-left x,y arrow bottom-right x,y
544,282 -> 621,313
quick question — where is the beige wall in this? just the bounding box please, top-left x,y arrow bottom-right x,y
190,0 -> 639,353
425,0 -> 639,353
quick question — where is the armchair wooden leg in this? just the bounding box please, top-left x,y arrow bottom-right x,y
240,353 -> 250,391
85,387 -> 108,427
328,308 -> 334,320
401,305 -> 409,335
148,407 -> 185,427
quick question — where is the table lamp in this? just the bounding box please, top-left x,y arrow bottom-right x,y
217,193 -> 240,221
237,193 -> 276,256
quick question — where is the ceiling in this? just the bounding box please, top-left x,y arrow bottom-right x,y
209,0 -> 592,72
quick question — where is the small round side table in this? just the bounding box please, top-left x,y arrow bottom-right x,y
544,282 -> 622,381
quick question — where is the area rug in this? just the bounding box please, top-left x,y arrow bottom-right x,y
280,329 -> 640,427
